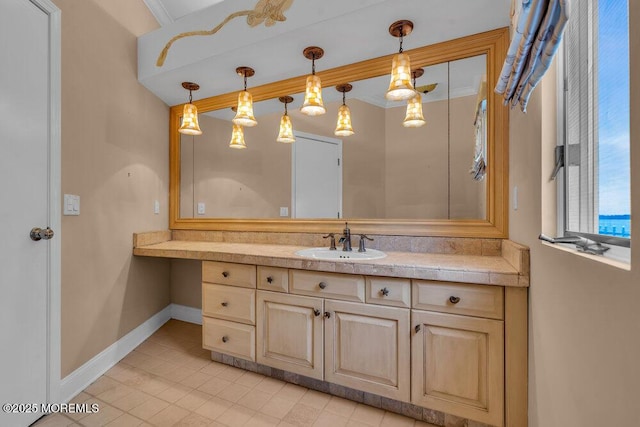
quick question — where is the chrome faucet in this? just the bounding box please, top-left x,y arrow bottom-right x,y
338,222 -> 352,251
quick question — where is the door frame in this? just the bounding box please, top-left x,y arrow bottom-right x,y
291,131 -> 343,218
32,0 -> 62,404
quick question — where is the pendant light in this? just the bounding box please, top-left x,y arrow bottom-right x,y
229,106 -> 246,149
403,68 -> 426,128
385,20 -> 415,101
277,96 -> 295,143
301,46 -> 326,116
233,66 -> 258,127
178,82 -> 203,135
229,124 -> 246,149
335,84 -> 354,137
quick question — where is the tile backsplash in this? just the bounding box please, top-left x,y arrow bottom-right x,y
171,230 -> 503,256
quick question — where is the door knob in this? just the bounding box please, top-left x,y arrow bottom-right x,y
30,227 -> 54,241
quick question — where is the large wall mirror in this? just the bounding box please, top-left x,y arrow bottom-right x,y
170,28 -> 509,237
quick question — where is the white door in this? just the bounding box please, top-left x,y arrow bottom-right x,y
0,0 -> 60,425
292,132 -> 342,218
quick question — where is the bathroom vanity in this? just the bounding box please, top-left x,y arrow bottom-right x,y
133,231 -> 528,427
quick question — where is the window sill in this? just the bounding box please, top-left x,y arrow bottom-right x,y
540,241 -> 631,271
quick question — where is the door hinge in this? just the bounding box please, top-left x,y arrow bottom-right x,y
337,158 -> 340,166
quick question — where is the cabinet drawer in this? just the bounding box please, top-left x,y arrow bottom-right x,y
203,317 -> 255,361
412,281 -> 504,320
202,283 -> 255,325
203,261 -> 256,289
257,266 -> 289,293
366,277 -> 411,308
290,270 -> 365,302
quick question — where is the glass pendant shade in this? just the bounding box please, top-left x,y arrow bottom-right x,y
277,114 -> 295,143
301,75 -> 326,116
386,52 -> 415,101
403,92 -> 426,128
334,104 -> 354,136
229,124 -> 246,149
232,91 -> 257,127
178,103 -> 202,135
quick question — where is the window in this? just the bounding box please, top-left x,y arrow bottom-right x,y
559,0 -> 630,248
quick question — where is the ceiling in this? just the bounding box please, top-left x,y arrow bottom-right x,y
138,0 -> 510,106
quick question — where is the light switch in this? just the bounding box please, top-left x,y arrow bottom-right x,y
279,207 -> 289,217
154,200 -> 160,214
64,194 -> 80,216
197,202 -> 205,215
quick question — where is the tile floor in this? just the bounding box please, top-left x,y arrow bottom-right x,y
34,320 -> 438,427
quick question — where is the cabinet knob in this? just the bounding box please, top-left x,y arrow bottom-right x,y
415,324 -> 421,333
318,282 -> 327,289
222,336 -> 229,343
314,309 -> 321,317
323,311 -> 331,319
222,271 -> 229,278
267,276 -> 274,283
221,302 -> 228,307
380,287 -> 390,297
449,296 -> 461,304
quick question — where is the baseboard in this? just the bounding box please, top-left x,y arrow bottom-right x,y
170,304 -> 202,325
59,305 -> 172,403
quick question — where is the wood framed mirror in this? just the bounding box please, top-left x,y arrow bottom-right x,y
169,28 -> 509,237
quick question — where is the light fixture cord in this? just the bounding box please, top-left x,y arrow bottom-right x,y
188,89 -> 193,103
342,90 -> 346,106
243,72 -> 247,91
399,33 -> 404,53
284,101 -> 288,115
311,54 -> 316,75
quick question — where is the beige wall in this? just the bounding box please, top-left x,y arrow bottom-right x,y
511,3 -> 640,425
55,0 -> 171,376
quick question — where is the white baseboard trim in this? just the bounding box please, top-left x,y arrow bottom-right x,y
59,305 -> 172,403
170,304 -> 202,325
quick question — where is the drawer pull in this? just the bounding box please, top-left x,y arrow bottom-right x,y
415,324 -> 421,333
318,282 -> 327,289
449,296 -> 461,304
222,271 -> 229,278
380,287 -> 390,297
222,335 -> 229,343
266,276 -> 274,283
221,302 -> 228,307
323,311 -> 331,319
313,309 -> 321,317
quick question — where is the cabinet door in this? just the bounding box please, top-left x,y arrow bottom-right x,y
325,300 -> 410,401
411,310 -> 504,427
256,291 -> 324,380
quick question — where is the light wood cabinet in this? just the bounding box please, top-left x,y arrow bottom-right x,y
413,280 -> 504,320
256,291 -> 324,379
203,317 -> 256,361
325,300 -> 410,401
200,263 -> 525,427
289,270 -> 365,302
202,261 -> 257,361
411,310 -> 504,426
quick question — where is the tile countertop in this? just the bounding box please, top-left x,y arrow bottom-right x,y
133,232 -> 529,288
